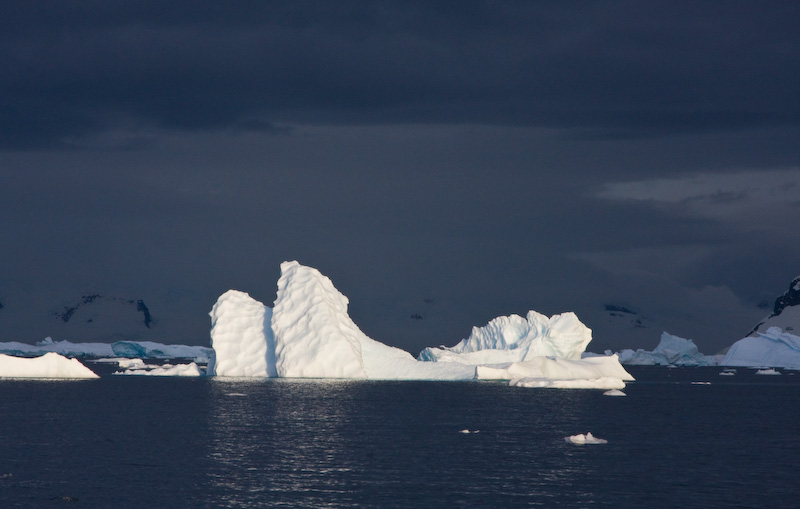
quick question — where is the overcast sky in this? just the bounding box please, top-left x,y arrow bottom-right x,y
1,1 -> 798,353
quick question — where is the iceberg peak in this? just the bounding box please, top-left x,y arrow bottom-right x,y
418,310 -> 592,364
272,261 -> 366,378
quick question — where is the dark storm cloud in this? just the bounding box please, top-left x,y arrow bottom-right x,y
1,2 -> 799,354
2,0 -> 798,149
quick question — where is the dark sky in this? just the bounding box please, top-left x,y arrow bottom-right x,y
1,1 -> 798,354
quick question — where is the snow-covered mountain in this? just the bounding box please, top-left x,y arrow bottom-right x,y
749,275 -> 800,336
0,284 -> 208,344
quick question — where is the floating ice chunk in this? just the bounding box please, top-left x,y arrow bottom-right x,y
118,358 -> 146,369
603,389 -> 627,396
690,381 -> 711,385
565,432 -> 607,445
208,290 -> 274,377
116,362 -> 202,376
512,376 -> 626,389
477,355 -> 633,390
755,368 -> 781,375
0,352 -> 99,379
419,310 -> 592,363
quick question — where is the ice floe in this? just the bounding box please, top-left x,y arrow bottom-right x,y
0,352 -> 99,379
565,432 -> 607,445
115,361 -> 202,376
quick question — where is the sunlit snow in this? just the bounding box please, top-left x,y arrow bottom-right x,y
0,352 -> 99,379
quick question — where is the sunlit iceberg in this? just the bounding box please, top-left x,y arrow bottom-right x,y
414,301 -> 631,388
615,332 -> 719,366
208,261 -> 629,387
0,352 -> 99,379
207,290 -> 273,377
209,261 -> 475,380
418,311 -> 591,364
723,327 -> 800,369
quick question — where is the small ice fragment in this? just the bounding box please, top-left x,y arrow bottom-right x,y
690,381 -> 711,385
603,389 -> 626,396
565,432 -> 607,445
459,429 -> 471,434
755,368 -> 781,375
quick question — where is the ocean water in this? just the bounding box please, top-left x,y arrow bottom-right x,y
1,366 -> 799,508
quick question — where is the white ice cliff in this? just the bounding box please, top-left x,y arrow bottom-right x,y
722,327 -> 800,369
615,332 -> 719,366
208,261 -> 631,387
0,352 -> 99,379
272,261 -> 368,378
207,290 -> 274,377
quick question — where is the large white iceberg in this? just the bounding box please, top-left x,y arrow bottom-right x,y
208,261 -> 629,387
209,261 -> 475,380
722,327 -> 800,369
0,352 -> 99,379
418,311 -> 592,364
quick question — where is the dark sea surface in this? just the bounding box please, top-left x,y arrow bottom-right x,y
1,366 -> 799,508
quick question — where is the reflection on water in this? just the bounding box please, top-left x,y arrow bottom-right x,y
207,379 -> 363,508
2,371 -> 799,507
204,380 -> 608,508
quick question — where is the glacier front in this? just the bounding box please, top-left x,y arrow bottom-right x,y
208,261 -> 631,387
